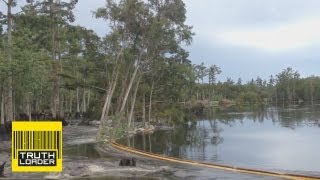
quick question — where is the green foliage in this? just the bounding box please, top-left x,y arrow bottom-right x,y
237,91 -> 260,106
158,106 -> 186,125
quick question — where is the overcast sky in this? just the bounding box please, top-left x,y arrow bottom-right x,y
3,0 -> 320,82
181,0 -> 320,82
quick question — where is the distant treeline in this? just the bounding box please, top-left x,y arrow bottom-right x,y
193,65 -> 320,107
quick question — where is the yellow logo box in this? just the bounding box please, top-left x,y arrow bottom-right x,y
12,122 -> 62,172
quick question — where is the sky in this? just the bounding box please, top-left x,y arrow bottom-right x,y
2,0 -> 320,82
184,0 -> 320,82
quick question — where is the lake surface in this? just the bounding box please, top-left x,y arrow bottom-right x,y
118,106 -> 320,175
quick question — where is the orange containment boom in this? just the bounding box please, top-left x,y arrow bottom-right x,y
109,141 -> 320,180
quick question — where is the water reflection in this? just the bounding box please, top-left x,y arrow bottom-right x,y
118,105 -> 320,173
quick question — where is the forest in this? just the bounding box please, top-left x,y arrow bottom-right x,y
1,0 -> 320,139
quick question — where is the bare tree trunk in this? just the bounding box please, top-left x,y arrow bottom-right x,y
1,91 -> 5,124
148,80 -> 154,123
142,133 -> 146,151
60,93 -> 64,117
116,69 -> 130,112
13,93 -> 15,120
69,93 -> 72,113
100,67 -> 119,122
56,0 -> 64,118
49,1 -> 60,118
50,90 -> 57,118
98,46 -> 123,139
148,134 -> 152,152
142,93 -> 146,127
98,69 -> 119,139
76,87 -> 80,113
128,76 -> 141,127
35,95 -> 39,112
119,58 -> 141,113
82,89 -> 86,113
7,0 -> 14,122
87,89 -> 91,110
99,47 -> 123,123
5,99 -> 9,123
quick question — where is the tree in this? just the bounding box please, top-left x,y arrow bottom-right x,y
0,0 -> 15,123
208,65 -> 221,85
237,78 -> 242,85
95,0 -> 193,138
275,67 -> 300,105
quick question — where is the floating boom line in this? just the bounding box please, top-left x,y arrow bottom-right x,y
109,141 -> 320,180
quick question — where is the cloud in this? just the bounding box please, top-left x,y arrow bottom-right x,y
216,18 -> 320,52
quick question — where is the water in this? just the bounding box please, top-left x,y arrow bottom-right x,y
118,106 -> 320,175
64,143 -> 101,159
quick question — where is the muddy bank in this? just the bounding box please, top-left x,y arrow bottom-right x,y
0,124 -> 183,179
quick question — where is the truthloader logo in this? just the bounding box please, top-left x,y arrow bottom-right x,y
12,122 -> 62,172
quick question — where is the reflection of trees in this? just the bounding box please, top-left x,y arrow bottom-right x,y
245,110 -> 270,123
268,107 -> 278,123
210,105 -> 320,129
118,105 -> 320,160
277,105 -> 320,129
208,120 -> 223,145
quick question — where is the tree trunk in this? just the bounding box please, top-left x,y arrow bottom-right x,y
35,95 -> 39,112
116,69 -> 130,112
100,50 -> 123,122
119,59 -> 140,113
82,89 -> 86,113
87,89 -> 91,110
142,133 -> 146,151
58,93 -> 62,117
1,91 -> 5,124
100,68 -> 119,122
148,134 -> 152,152
76,87 -> 80,113
142,93 -> 146,127
128,76 -> 141,128
69,93 -> 72,113
148,80 -> 154,123
50,1 -> 60,118
98,69 -> 119,139
7,0 -> 14,122
119,63 -> 139,112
